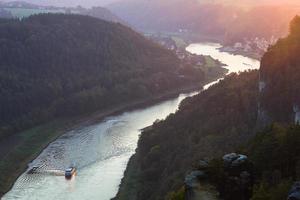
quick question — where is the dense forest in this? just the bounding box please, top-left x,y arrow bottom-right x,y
77,6 -> 125,24
114,70 -> 259,200
0,14 -> 211,141
245,124 -> 300,200
260,16 -> 300,122
114,16 -> 300,200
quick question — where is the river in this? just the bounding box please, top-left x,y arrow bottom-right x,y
3,43 -> 260,200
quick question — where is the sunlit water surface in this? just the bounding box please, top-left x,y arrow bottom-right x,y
186,43 -> 260,89
3,43 -> 260,200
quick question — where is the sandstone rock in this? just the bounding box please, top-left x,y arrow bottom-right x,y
231,155 -> 248,167
223,153 -> 248,168
185,170 -> 206,188
198,160 -> 209,170
223,153 -> 239,165
288,182 -> 300,200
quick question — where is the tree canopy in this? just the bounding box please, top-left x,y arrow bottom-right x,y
0,14 -> 206,140
260,15 -> 300,122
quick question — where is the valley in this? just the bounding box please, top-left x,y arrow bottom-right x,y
2,42 -> 259,199
0,1 -> 299,200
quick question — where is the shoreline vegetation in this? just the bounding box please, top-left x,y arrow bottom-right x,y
113,70 -> 260,200
0,14 -> 228,197
218,46 -> 262,60
145,31 -> 263,61
113,17 -> 300,200
0,69 -> 226,197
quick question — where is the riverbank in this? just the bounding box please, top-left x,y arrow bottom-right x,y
0,68 -> 226,197
112,42 -> 260,200
218,46 -> 262,60
113,71 -> 259,200
146,32 -> 262,61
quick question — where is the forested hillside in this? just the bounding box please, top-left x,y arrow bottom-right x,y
0,14 -> 209,140
114,71 -> 259,200
115,15 -> 300,200
260,16 -> 300,123
78,6 -> 124,23
245,124 -> 300,200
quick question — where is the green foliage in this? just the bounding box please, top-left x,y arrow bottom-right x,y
248,124 -> 300,179
260,15 -> 300,122
3,8 -> 60,18
246,124 -> 300,200
252,182 -> 272,200
0,13 -> 205,140
115,15 -> 300,200
290,16 -> 300,37
204,56 -> 218,68
0,119 -> 69,196
171,36 -> 186,49
206,159 -> 226,185
166,187 -> 185,200
117,70 -> 259,200
252,180 -> 293,200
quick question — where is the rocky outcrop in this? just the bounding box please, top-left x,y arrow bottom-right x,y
259,80 -> 266,93
184,170 -> 207,200
288,182 -> 300,200
185,170 -> 207,188
184,159 -> 221,200
257,72 -> 272,128
293,105 -> 300,124
220,153 -> 253,200
258,16 -> 300,124
184,169 -> 219,200
185,160 -> 210,200
184,154 -> 253,200
223,153 -> 248,167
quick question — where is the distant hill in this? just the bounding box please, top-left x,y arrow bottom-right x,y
114,15 -> 300,200
0,1 -> 40,9
108,0 -> 300,44
0,14 -> 211,140
75,6 -> 125,24
0,0 -> 120,7
0,1 -> 124,24
4,0 -> 300,8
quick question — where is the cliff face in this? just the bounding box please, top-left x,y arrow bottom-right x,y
259,16 -> 300,124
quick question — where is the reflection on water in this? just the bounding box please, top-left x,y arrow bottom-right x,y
3,43 -> 260,200
186,43 -> 260,89
186,43 -> 260,73
3,92 -> 197,200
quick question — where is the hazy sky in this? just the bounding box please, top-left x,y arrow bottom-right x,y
0,0 -> 121,7
1,0 -> 300,8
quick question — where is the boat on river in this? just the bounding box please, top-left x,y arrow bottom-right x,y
65,167 -> 76,179
4,42 -> 260,200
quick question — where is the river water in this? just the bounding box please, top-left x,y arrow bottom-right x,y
3,43 -> 260,200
